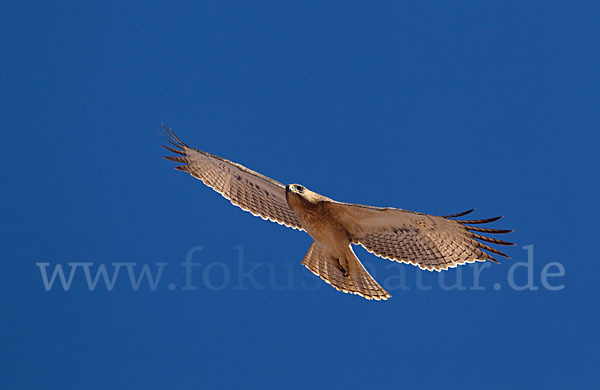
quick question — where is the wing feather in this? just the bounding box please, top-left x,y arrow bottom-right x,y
161,125 -> 303,231
329,202 -> 514,271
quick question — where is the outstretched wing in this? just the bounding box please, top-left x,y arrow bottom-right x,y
161,125 -> 303,230
329,203 -> 514,271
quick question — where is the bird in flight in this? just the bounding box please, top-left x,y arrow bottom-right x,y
161,125 -> 514,301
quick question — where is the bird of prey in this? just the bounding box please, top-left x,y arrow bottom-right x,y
161,126 -> 514,301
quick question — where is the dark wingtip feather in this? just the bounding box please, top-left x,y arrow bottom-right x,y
160,128 -> 184,150
161,144 -> 186,155
471,233 -> 515,246
163,155 -> 188,163
443,208 -> 476,218
457,216 -> 503,225
467,226 -> 513,234
487,255 -> 500,263
160,123 -> 187,148
447,210 -> 515,261
166,126 -> 186,147
475,241 -> 511,259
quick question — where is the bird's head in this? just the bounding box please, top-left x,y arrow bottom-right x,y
285,183 -> 321,208
286,183 -> 330,208
286,183 -> 306,196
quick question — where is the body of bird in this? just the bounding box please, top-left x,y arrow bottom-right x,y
286,184 -> 348,255
162,125 -> 515,301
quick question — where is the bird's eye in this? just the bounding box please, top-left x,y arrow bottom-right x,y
297,186 -> 304,193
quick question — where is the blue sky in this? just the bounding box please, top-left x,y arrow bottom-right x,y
1,1 -> 598,388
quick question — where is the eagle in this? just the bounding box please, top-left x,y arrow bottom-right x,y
161,125 -> 514,301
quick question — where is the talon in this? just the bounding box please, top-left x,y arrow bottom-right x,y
336,259 -> 349,277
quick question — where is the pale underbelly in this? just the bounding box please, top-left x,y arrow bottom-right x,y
299,215 -> 350,256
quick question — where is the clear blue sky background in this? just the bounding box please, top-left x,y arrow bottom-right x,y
1,1 -> 598,389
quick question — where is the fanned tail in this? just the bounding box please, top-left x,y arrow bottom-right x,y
302,242 -> 390,301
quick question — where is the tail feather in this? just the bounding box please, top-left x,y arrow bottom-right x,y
302,242 -> 390,301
